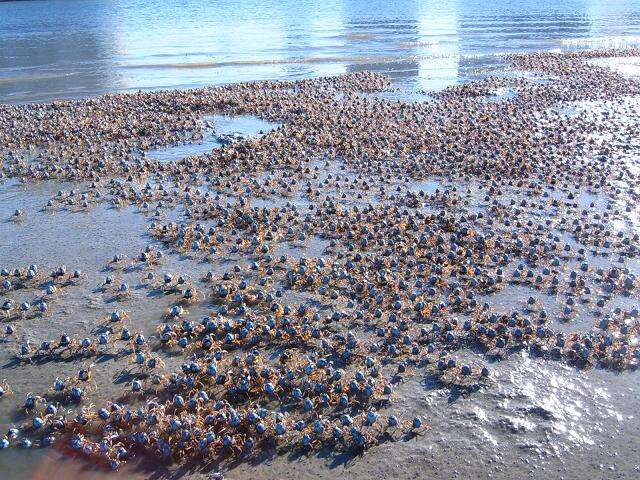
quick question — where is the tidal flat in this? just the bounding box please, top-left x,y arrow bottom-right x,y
0,49 -> 639,480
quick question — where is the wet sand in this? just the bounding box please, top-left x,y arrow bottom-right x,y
0,49 -> 639,479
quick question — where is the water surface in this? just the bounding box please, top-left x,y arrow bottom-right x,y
2,0 -> 640,103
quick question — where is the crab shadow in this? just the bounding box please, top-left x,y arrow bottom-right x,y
309,446 -> 360,469
123,435 -> 389,480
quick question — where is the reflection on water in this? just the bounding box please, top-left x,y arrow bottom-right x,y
2,0 -> 640,103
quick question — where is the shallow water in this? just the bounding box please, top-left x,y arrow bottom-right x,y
3,0 -> 640,103
146,115 -> 280,162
